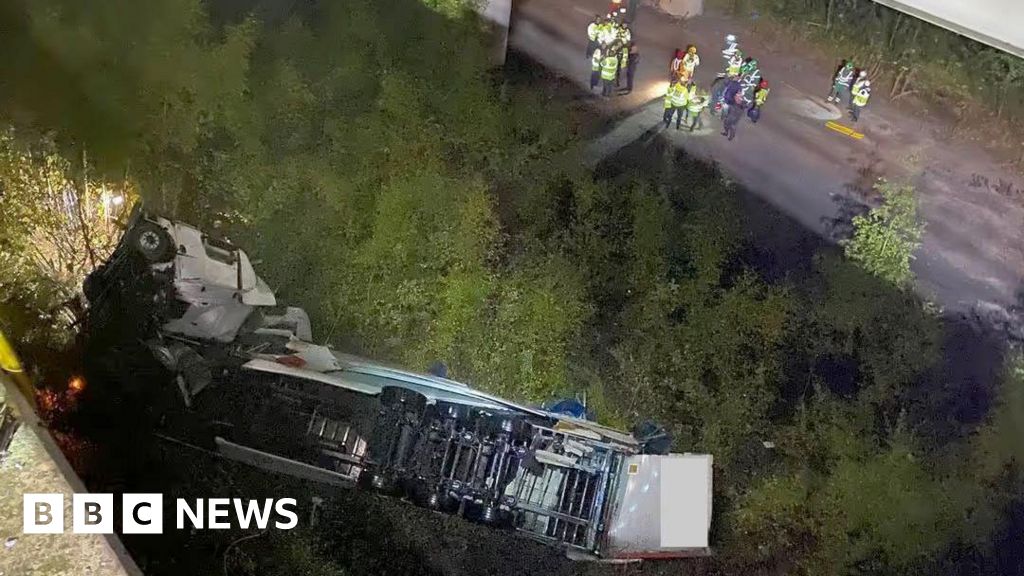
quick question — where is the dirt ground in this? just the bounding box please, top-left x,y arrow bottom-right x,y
699,0 -> 1024,169
512,0 -> 1024,317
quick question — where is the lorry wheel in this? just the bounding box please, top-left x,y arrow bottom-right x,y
465,502 -> 506,526
408,481 -> 442,510
130,222 -> 174,263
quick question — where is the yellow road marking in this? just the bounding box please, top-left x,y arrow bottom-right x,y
825,120 -> 864,140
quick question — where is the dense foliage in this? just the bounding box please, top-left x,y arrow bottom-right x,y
0,0 -> 1021,574
843,179 -> 923,286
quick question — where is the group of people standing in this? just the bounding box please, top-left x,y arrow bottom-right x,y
705,35 -> 771,141
587,14 -> 639,96
827,59 -> 872,121
585,20 -> 873,141
662,74 -> 708,131
661,46 -> 711,131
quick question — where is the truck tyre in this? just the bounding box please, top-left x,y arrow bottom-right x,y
465,502 -> 507,526
130,222 -> 174,263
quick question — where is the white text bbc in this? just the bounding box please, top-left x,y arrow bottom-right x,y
23,494 -> 298,534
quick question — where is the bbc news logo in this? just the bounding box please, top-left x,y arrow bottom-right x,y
23,494 -> 298,534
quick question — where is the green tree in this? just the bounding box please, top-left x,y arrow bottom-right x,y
0,130 -> 131,345
843,180 -> 923,286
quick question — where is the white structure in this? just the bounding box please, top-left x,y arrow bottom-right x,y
477,0 -> 513,65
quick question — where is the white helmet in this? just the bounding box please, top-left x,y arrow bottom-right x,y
725,34 -> 736,43
863,80 -> 871,87
858,70 -> 867,77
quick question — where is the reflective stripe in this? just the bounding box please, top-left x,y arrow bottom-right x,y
588,23 -> 598,41
683,54 -> 700,72
592,50 -> 602,71
601,56 -> 618,80
853,89 -> 870,106
726,54 -> 742,75
755,88 -> 769,106
670,84 -> 689,107
687,97 -> 706,114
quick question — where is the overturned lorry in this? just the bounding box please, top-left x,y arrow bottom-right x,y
83,206 -> 713,561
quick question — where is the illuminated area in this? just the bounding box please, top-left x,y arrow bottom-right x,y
0,0 -> 1022,574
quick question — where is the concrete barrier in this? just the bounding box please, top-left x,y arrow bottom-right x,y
0,374 -> 143,576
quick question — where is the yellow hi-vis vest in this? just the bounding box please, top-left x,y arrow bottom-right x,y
592,49 -> 603,71
853,87 -> 870,107
670,83 -> 689,108
727,55 -> 742,76
620,45 -> 629,68
755,87 -> 769,107
687,94 -> 706,114
601,55 -> 619,80
588,22 -> 599,41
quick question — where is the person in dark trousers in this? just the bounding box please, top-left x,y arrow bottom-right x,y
721,93 -> 748,141
586,15 -> 601,58
712,76 -> 741,117
590,47 -> 603,91
662,80 -> 687,129
616,42 -> 627,87
601,48 -> 619,97
622,42 -> 639,93
749,78 -> 769,123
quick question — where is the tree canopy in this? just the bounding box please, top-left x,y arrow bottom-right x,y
0,0 -> 1020,574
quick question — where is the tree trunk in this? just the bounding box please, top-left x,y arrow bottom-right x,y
826,0 -> 834,31
76,148 -> 99,270
888,12 -> 902,53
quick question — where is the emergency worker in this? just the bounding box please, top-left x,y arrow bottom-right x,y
850,80 -> 871,121
827,60 -> 855,103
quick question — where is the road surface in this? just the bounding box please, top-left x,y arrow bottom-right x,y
511,0 -> 1024,315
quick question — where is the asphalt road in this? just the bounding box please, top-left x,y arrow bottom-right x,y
511,0 -> 1024,315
